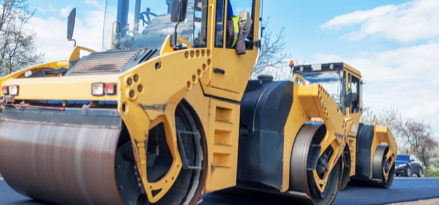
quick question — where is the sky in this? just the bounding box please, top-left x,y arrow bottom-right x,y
28,0 -> 439,136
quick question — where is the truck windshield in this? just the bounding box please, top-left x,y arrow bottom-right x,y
102,0 -> 208,51
300,71 -> 344,106
396,155 -> 409,161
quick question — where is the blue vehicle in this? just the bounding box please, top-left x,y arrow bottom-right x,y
395,154 -> 423,177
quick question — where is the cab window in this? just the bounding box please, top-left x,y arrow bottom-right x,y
351,75 -> 360,113
193,0 -> 209,48
215,0 -> 225,47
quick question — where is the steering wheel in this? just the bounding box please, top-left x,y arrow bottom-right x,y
139,8 -> 158,26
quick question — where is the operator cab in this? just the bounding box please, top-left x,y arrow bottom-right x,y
292,62 -> 362,116
102,0 -> 209,51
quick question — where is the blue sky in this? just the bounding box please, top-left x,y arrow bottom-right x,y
28,0 -> 439,135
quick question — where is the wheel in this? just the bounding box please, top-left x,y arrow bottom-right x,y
144,103 -> 207,205
290,124 -> 342,205
339,147 -> 351,191
373,146 -> 395,189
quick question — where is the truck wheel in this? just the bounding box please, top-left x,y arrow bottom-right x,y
290,124 -> 342,205
373,146 -> 395,189
339,146 -> 351,191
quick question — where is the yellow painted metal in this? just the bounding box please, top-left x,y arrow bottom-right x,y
68,46 -> 96,62
282,77 -> 352,192
204,98 -> 240,193
348,138 -> 357,176
117,46 -> 211,202
160,36 -> 194,56
3,74 -> 119,101
199,0 -> 260,102
371,122 -> 397,180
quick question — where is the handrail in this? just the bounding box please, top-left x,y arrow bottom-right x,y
177,37 -> 192,49
292,74 -> 306,86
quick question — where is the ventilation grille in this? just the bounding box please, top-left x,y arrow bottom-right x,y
71,49 -> 141,74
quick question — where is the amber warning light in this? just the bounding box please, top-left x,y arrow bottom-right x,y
289,60 -> 295,68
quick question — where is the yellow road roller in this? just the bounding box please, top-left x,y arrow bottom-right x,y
0,0 -> 396,204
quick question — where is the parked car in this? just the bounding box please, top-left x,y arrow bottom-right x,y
395,154 -> 423,177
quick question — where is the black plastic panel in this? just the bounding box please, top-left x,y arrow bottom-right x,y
237,80 -> 294,190
354,123 -> 375,179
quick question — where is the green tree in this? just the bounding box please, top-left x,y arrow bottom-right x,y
0,0 -> 44,77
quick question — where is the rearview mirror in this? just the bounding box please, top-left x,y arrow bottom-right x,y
170,0 -> 188,23
344,91 -> 352,108
67,8 -> 76,46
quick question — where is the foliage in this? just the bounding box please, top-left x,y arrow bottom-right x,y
360,107 -> 402,135
428,167 -> 439,178
361,106 -> 439,174
399,119 -> 438,169
0,0 -> 44,77
251,17 -> 291,80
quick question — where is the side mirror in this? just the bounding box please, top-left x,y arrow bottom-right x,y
170,0 -> 188,23
67,8 -> 76,46
344,91 -> 352,108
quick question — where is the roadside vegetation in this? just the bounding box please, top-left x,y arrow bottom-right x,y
0,0 -> 44,77
361,107 -> 439,177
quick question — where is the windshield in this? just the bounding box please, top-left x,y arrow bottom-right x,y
103,0 -> 208,51
300,71 -> 344,106
396,155 -> 409,161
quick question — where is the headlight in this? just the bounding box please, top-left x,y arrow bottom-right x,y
91,83 -> 105,96
9,85 -> 19,96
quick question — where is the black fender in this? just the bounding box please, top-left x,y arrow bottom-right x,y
354,123 -> 374,179
237,79 -> 294,190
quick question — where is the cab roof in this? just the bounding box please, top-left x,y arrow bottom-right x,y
292,62 -> 361,77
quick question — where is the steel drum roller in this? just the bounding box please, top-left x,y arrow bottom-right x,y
0,121 -> 124,205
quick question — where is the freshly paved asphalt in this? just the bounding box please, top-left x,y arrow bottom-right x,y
1,173 -> 439,205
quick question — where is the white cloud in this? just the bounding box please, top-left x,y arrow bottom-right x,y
26,9 -> 105,62
36,4 -> 57,14
59,6 -> 72,18
321,5 -> 398,30
313,43 -> 439,132
321,0 -> 439,42
85,0 -> 105,11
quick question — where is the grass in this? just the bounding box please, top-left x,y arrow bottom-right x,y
427,167 -> 439,178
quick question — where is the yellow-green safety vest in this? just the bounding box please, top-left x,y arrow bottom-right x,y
231,15 -> 240,47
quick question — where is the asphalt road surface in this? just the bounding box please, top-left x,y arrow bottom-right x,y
1,173 -> 439,205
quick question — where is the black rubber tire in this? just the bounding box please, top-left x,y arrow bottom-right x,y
290,124 -> 342,205
339,147 -> 351,191
373,146 -> 395,189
